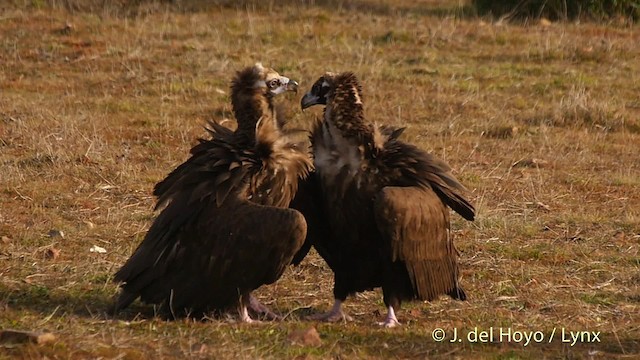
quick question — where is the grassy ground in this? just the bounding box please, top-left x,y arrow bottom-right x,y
1,1 -> 639,358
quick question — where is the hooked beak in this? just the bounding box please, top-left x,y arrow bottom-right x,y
268,77 -> 299,95
286,79 -> 299,93
300,92 -> 322,110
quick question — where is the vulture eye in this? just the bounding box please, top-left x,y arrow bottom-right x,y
267,79 -> 280,89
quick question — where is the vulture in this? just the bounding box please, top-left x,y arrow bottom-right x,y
111,64 -> 312,322
299,72 -> 475,327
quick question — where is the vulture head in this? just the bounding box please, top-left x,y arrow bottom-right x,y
231,63 -> 299,140
300,72 -> 334,109
300,72 -> 362,110
233,63 -> 299,98
300,72 -> 370,145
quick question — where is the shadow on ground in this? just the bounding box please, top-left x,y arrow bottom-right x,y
0,283 -> 153,321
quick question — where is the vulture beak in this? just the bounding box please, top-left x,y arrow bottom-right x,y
269,77 -> 298,95
300,92 -> 321,110
286,79 -> 299,93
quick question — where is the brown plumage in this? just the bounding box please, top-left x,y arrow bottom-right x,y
111,64 -> 311,321
154,64 -> 304,208
299,72 -> 475,327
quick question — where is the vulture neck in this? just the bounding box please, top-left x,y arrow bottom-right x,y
232,87 -> 277,144
326,93 -> 383,154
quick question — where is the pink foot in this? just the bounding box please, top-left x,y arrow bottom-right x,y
377,306 -> 400,328
248,294 -> 282,321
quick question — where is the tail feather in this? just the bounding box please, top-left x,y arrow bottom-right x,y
448,286 -> 467,301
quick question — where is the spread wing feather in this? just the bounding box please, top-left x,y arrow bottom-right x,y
374,186 -> 461,301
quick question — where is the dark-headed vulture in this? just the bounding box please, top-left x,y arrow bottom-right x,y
111,64 -> 311,322
299,72 -> 475,327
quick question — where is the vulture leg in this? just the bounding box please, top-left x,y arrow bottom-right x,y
248,294 -> 282,321
239,294 -> 260,324
307,299 -> 353,322
377,306 -> 400,328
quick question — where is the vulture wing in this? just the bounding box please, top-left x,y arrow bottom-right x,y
112,120 -> 304,314
153,121 -> 237,206
113,194 -> 306,314
288,171 -> 330,265
206,201 -> 307,290
373,186 -> 461,301
381,139 -> 476,222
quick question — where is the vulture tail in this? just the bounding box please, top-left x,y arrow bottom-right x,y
448,286 -> 467,301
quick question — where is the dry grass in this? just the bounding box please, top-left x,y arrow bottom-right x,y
1,1 -> 639,359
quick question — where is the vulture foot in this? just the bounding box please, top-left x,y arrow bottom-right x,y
307,310 -> 353,322
307,300 -> 352,322
377,306 -> 400,328
377,318 -> 401,328
240,316 -> 261,324
248,294 -> 282,321
239,305 -> 261,324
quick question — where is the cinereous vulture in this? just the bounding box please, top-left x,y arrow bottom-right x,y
299,72 -> 475,327
111,64 -> 311,322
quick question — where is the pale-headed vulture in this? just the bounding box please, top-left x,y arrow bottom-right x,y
298,72 -> 475,327
111,64 -> 311,322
